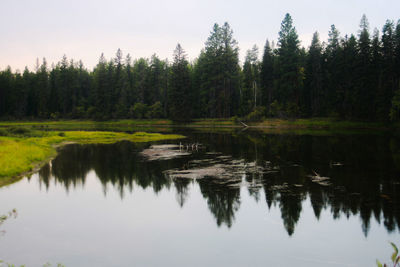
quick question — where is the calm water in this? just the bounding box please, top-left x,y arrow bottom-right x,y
1,129 -> 400,266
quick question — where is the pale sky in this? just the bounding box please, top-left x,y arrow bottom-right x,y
1,0 -> 399,71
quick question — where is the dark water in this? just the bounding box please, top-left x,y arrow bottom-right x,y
1,129 -> 400,266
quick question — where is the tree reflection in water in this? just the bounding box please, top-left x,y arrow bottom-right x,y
37,131 -> 400,236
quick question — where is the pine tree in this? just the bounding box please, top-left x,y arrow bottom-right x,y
354,15 -> 373,119
370,28 -> 382,119
389,20 -> 400,121
323,24 -> 342,117
305,32 -> 323,116
277,13 -> 303,117
394,20 -> 400,94
92,53 -> 108,119
113,48 -> 124,117
37,58 -> 49,117
200,22 -> 240,118
341,34 -> 358,117
377,20 -> 396,121
242,45 -> 260,115
192,50 -> 209,118
260,40 -> 275,113
132,58 -> 149,105
168,44 -> 191,121
0,67 -> 14,117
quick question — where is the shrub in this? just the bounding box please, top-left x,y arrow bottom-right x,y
231,116 -> 239,124
148,101 -> 163,119
8,127 -> 32,136
0,128 -> 7,136
245,106 -> 266,122
390,90 -> 400,122
71,106 -> 85,119
50,112 -> 60,120
130,103 -> 148,119
269,100 -> 284,118
285,102 -> 300,118
87,107 -> 97,119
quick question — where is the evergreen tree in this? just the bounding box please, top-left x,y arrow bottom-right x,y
199,22 -> 240,118
132,58 -> 149,105
0,67 -> 14,117
36,58 -> 49,117
341,35 -> 358,117
241,45 -> 260,115
389,20 -> 400,121
323,24 -> 343,117
276,13 -> 303,117
377,20 -> 396,121
113,48 -> 124,117
260,40 -> 275,113
370,28 -> 382,119
305,32 -> 323,116
355,15 -> 373,119
192,50 -> 209,118
92,53 -> 108,119
168,44 -> 191,121
394,20 -> 400,95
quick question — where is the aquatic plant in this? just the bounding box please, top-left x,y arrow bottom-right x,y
377,243 -> 400,267
0,209 -> 17,229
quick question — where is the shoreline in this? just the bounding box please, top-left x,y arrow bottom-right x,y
0,118 -> 394,131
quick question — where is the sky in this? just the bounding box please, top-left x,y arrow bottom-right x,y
0,0 -> 399,71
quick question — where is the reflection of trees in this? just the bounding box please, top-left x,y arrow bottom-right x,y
173,179 -> 191,207
255,133 -> 400,236
39,141 -> 185,197
279,193 -> 303,236
193,131 -> 400,235
262,166 -> 307,236
198,179 -> 241,228
37,132 -> 400,236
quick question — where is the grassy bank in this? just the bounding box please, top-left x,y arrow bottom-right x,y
0,130 -> 184,186
190,118 -> 392,131
0,118 -> 391,130
252,118 -> 390,129
0,119 -> 174,132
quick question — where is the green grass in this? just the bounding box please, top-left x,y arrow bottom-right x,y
0,118 -> 393,130
0,119 -> 173,127
189,118 -> 237,126
0,119 -> 175,133
252,118 -> 390,129
0,130 -> 184,186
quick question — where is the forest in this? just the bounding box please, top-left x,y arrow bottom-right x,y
0,13 -> 400,122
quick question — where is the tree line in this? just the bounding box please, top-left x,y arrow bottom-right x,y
1,14 -> 400,122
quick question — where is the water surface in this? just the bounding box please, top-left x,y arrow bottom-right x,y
1,130 -> 399,266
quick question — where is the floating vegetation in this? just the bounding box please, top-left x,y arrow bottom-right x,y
270,183 -> 290,190
163,151 -> 279,188
165,165 -> 227,179
0,209 -> 17,237
308,170 -> 331,186
140,144 -> 191,161
330,161 -> 344,167
205,152 -> 223,155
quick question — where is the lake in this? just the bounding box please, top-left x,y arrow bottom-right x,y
1,129 -> 399,266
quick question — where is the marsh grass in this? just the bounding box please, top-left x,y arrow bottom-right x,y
253,118 -> 389,129
0,118 -> 391,131
190,119 -> 237,126
0,130 -> 184,184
